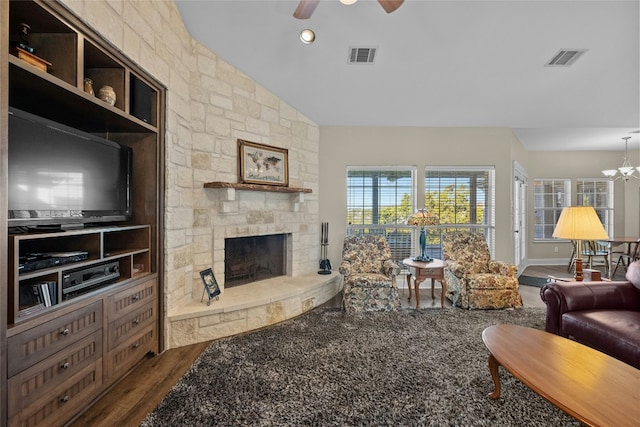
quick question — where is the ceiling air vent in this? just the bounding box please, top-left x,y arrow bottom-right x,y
349,47 -> 376,64
545,49 -> 587,67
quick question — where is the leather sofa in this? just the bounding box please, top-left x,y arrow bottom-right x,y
540,280 -> 640,369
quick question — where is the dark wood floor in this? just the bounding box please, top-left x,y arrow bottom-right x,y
524,262 -> 627,281
68,341 -> 211,427
70,263 -> 626,427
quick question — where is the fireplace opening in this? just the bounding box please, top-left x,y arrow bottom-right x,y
224,234 -> 287,287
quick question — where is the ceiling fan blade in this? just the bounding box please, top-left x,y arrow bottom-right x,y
293,0 -> 320,19
378,0 -> 404,14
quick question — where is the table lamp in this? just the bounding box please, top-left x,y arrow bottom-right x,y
552,206 -> 609,281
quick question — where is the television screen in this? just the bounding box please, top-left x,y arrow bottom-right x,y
8,108 -> 132,228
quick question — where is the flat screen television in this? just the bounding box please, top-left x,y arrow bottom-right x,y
8,108 -> 132,229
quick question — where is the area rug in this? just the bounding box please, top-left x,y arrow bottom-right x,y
141,308 -> 580,427
518,275 -> 550,288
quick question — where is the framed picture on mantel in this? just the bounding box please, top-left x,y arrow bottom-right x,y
238,139 -> 289,186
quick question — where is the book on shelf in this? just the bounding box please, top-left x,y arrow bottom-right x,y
48,281 -> 57,304
19,281 -> 57,310
40,283 -> 51,307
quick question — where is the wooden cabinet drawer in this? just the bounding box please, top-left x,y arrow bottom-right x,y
106,324 -> 157,381
8,357 -> 103,427
108,278 -> 156,319
7,301 -> 103,377
108,301 -> 156,351
7,330 -> 102,418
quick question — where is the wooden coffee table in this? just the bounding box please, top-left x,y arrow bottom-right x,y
402,258 -> 447,309
482,324 -> 640,427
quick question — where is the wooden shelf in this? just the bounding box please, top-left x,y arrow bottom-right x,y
204,181 -> 312,193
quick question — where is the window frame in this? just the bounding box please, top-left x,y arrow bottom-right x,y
533,178 -> 571,242
424,166 -> 496,256
346,166 -> 418,263
576,178 -> 614,237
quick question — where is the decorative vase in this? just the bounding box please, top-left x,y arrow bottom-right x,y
412,227 -> 432,263
98,85 -> 116,106
419,227 -> 427,260
83,78 -> 94,96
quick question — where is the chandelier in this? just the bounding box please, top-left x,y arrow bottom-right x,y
602,137 -> 640,181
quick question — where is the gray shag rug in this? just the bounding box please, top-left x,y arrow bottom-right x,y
141,308 -> 580,427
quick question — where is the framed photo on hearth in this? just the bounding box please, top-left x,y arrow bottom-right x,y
238,139 -> 289,186
200,268 -> 220,305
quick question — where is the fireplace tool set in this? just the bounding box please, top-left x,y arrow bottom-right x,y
318,222 -> 332,275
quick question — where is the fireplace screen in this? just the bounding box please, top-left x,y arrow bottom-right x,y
224,234 -> 286,287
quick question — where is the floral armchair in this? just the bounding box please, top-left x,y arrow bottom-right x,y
339,235 -> 401,313
442,231 -> 522,309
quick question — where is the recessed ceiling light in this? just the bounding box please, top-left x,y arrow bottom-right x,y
300,29 -> 315,44
340,0 -> 358,5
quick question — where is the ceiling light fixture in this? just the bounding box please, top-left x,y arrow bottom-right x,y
299,28 -> 315,44
340,0 -> 358,5
602,137 -> 640,181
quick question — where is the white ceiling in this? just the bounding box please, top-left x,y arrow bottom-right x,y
176,0 -> 640,151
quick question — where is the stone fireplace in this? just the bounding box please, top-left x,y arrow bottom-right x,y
166,183 -> 343,350
224,233 -> 287,287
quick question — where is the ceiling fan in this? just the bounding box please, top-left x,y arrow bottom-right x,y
293,0 -> 405,19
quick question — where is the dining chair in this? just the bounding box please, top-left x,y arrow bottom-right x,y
584,240 -> 610,276
612,239 -> 640,278
567,240 -> 577,273
568,240 -> 602,275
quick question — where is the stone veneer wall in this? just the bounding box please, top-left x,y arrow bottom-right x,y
59,0 -> 323,349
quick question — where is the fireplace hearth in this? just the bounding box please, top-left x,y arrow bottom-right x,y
224,234 -> 287,287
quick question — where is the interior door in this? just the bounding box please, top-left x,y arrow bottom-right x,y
513,162 -> 528,272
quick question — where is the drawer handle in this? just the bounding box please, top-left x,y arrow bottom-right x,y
132,318 -> 140,326
60,361 -> 70,370
132,294 -> 140,301
132,342 -> 140,349
61,328 -> 70,336
60,395 -> 70,403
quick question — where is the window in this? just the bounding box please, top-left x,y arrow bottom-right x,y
577,178 -> 613,236
346,167 -> 417,262
424,167 -> 496,256
533,179 -> 571,241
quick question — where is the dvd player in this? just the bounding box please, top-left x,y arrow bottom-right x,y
19,251 -> 89,273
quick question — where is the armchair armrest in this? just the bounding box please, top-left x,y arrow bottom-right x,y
445,260 -> 467,277
540,281 -> 640,335
339,261 -> 352,277
488,260 -> 518,276
383,259 -> 400,277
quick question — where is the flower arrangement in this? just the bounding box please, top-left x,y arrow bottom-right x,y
407,209 -> 439,227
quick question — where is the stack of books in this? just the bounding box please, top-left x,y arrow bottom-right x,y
18,281 -> 57,318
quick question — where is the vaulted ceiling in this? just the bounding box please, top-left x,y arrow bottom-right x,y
176,0 -> 640,151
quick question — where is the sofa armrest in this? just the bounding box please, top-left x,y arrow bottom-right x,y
540,280 -> 640,335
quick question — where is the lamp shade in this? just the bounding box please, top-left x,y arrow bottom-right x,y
552,206 -> 609,240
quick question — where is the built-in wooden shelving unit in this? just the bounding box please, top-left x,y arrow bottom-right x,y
1,1 -> 166,425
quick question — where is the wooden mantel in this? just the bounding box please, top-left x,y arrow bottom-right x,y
204,181 -> 312,193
